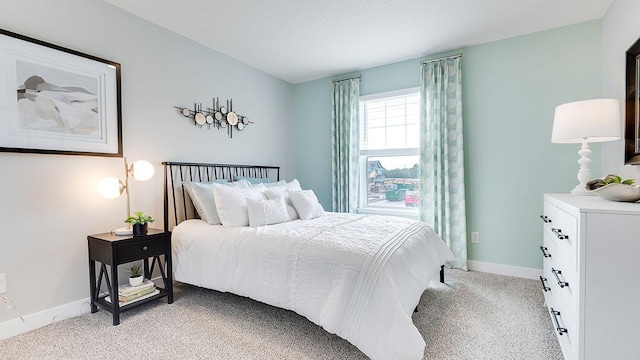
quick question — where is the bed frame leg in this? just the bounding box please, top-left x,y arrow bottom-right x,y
416,265 -> 446,314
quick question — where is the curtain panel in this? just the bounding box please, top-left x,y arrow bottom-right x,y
419,57 -> 468,270
331,77 -> 360,213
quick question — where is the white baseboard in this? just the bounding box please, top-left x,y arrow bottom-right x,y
0,296 -> 92,341
0,276 -> 164,340
467,260 -> 542,280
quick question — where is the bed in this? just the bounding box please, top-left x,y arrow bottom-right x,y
163,161 -> 455,360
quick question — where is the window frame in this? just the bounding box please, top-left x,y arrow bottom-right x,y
357,87 -> 420,219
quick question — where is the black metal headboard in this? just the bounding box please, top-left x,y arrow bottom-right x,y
162,161 -> 280,232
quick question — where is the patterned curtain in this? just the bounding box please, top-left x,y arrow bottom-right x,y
331,77 -> 360,213
419,57 -> 468,270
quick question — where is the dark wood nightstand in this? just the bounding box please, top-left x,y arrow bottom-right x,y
87,229 -> 173,325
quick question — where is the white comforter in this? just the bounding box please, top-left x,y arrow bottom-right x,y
172,213 -> 454,360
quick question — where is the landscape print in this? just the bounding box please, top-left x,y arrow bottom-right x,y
15,59 -> 100,139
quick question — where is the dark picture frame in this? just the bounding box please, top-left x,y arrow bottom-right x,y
0,29 -> 122,157
625,36 -> 640,164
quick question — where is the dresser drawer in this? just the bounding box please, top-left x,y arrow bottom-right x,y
549,300 -> 577,360
550,265 -> 578,321
553,207 -> 577,270
549,207 -> 579,320
117,237 -> 168,263
540,262 -> 555,307
541,201 -> 556,239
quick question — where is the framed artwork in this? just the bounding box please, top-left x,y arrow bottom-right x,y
0,29 -> 122,157
625,36 -> 640,165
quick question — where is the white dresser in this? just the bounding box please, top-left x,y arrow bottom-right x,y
540,194 -> 640,360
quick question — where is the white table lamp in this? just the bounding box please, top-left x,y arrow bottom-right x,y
98,158 -> 155,235
551,99 -> 621,195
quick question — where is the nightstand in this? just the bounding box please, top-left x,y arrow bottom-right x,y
87,229 -> 173,325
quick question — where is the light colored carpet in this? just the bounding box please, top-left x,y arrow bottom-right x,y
0,270 -> 563,360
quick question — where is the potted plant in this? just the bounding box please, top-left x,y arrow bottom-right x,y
128,262 -> 144,286
125,211 -> 155,236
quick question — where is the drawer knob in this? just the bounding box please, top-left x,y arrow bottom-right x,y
539,246 -> 551,258
551,268 -> 570,288
550,308 -> 568,335
551,228 -> 569,240
539,276 -> 550,292
142,246 -> 148,251
539,215 -> 551,223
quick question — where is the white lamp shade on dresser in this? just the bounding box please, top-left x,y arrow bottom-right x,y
551,98 -> 621,143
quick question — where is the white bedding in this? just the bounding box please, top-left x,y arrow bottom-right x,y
172,212 -> 454,360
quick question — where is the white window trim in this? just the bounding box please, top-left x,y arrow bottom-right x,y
360,87 -> 420,102
357,87 -> 421,217
360,147 -> 418,157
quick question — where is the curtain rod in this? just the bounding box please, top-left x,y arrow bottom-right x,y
420,53 -> 462,65
331,74 -> 362,83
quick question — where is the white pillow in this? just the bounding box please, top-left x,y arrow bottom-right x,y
214,184 -> 266,227
182,180 -> 227,225
289,189 -> 325,220
265,187 -> 299,220
285,179 -> 302,191
247,197 -> 290,227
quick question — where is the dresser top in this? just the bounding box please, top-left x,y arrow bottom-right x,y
545,193 -> 640,215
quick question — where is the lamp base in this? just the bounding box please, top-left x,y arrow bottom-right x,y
114,227 -> 133,236
570,138 -> 595,196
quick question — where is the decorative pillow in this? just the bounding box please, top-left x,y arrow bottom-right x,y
213,184 -> 266,227
265,187 -> 299,220
265,179 -> 302,192
182,180 -> 228,224
285,179 -> 302,191
288,189 -> 325,220
246,197 -> 290,227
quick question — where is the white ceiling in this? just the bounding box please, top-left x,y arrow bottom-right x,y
104,0 -> 613,84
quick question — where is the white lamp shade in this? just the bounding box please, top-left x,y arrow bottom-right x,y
131,160 -> 154,181
98,177 -> 124,199
551,99 -> 621,144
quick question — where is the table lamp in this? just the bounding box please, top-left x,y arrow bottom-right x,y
98,158 -> 154,235
551,99 -> 621,195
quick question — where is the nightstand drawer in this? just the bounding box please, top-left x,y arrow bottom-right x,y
118,238 -> 167,263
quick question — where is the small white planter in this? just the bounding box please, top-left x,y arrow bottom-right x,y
129,275 -> 143,287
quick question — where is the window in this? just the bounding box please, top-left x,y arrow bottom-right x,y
358,88 -> 420,216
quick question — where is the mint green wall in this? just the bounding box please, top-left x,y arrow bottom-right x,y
293,20 -> 602,269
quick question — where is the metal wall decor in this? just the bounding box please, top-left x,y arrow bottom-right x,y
175,97 -> 251,138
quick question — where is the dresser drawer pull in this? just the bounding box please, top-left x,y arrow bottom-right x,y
539,215 -> 551,223
539,246 -> 551,258
550,308 -> 568,335
142,246 -> 148,251
551,228 -> 568,240
551,268 -> 569,288
539,276 -> 550,292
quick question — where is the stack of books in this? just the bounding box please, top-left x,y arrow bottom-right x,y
105,279 -> 159,306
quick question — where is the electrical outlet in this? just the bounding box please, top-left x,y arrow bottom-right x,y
471,232 -> 480,244
0,273 -> 6,294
